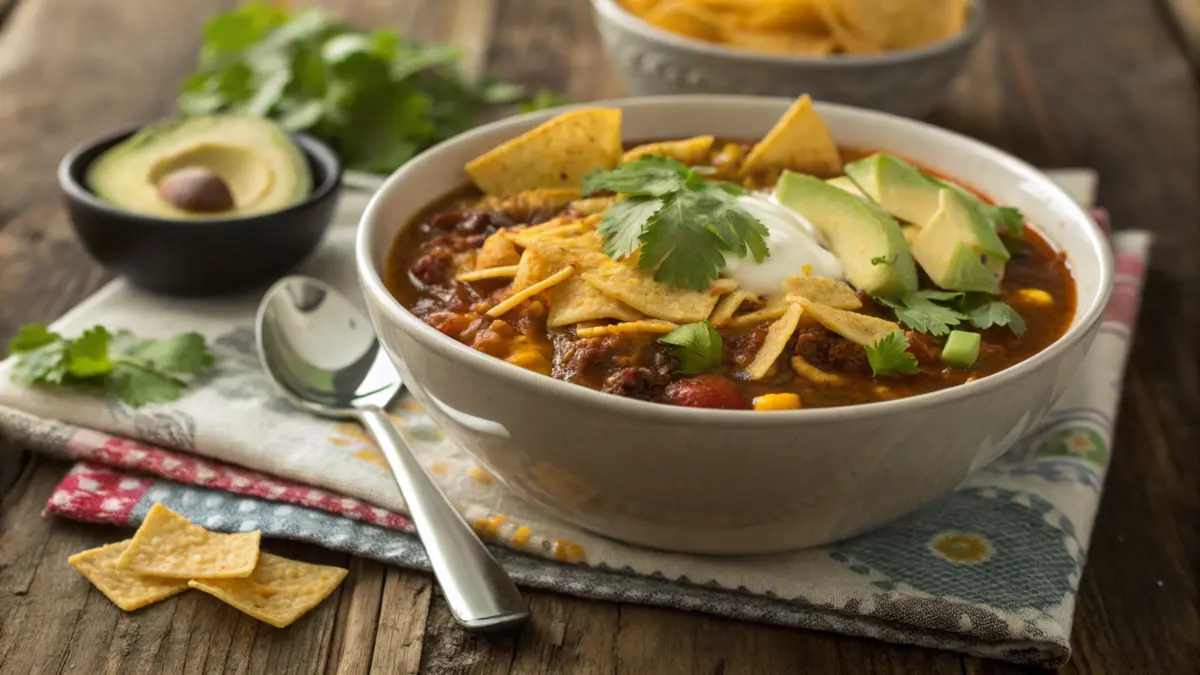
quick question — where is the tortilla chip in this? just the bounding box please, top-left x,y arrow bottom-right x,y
886,0 -> 967,49
736,0 -> 826,32
723,29 -> 835,55
741,95 -> 842,177
476,233 -> 521,270
576,320 -> 678,338
581,265 -> 724,324
726,304 -> 789,329
812,0 -> 887,53
69,540 -> 191,612
548,277 -> 644,327
465,109 -> 622,195
746,304 -> 805,380
188,553 -> 347,628
569,196 -> 619,216
622,136 -> 715,164
796,299 -> 899,346
709,290 -> 757,327
457,265 -> 519,282
488,266 -> 575,318
117,504 -> 260,579
791,354 -> 848,385
472,188 -> 581,214
783,275 -> 862,309
643,3 -> 724,42
511,233 -> 610,291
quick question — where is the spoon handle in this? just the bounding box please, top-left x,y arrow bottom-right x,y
358,407 -> 529,631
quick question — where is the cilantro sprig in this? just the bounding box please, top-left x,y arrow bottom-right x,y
875,291 -> 966,337
583,157 -> 769,291
178,3 -> 564,173
866,330 -> 920,377
658,321 -> 723,375
960,295 -> 1028,335
7,325 -> 213,408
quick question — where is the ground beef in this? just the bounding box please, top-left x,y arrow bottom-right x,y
550,331 -> 623,384
794,326 -> 872,374
905,331 -> 942,364
428,281 -> 479,313
423,311 -> 476,340
725,323 -> 772,369
601,348 -> 674,400
471,320 -> 516,357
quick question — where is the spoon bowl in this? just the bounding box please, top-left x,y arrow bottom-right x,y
256,275 -> 529,631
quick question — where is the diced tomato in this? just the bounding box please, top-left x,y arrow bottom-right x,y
663,374 -> 746,410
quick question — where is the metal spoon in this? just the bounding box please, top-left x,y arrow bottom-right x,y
255,275 -> 529,631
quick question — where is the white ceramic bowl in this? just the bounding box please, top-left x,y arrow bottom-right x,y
357,96 -> 1112,555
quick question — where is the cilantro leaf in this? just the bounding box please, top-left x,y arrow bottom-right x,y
659,321 -> 723,375
961,296 -> 1027,335
588,157 -> 769,290
6,324 -> 213,407
597,196 -> 662,259
870,255 -> 895,266
638,191 -> 730,291
866,330 -> 920,376
874,291 -> 965,336
178,4 -> 562,174
104,364 -> 187,408
583,156 -> 689,197
519,89 -> 572,112
67,327 -> 113,378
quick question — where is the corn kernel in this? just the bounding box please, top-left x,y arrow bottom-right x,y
753,393 -> 802,411
1016,288 -> 1054,307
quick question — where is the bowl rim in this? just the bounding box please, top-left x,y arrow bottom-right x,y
589,0 -> 986,67
356,94 -> 1113,427
56,120 -> 343,227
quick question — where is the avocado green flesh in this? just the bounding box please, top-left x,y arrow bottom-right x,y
775,171 -> 918,297
845,154 -> 1010,260
910,189 -> 1004,294
942,330 -> 981,368
87,114 -> 311,220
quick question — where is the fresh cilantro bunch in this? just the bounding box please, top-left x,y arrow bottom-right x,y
583,157 -> 769,291
178,3 -> 565,173
7,325 -> 213,408
874,291 -> 1026,337
658,321 -> 723,374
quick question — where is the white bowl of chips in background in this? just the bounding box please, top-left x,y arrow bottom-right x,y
356,95 -> 1112,554
590,0 -> 985,118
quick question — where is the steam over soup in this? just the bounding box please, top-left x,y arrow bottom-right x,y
385,97 -> 1075,411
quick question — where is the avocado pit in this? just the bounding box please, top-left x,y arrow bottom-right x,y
156,167 -> 236,213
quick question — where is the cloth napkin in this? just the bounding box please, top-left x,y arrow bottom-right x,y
0,173 -> 1149,668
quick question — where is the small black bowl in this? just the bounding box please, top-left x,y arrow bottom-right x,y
58,124 -> 343,296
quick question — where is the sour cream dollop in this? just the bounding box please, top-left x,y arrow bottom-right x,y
722,193 -> 843,294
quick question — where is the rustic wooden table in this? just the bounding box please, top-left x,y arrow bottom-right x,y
0,1 -> 1197,673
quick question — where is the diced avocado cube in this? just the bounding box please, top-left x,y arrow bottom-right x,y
942,330 -> 981,368
910,189 -> 1008,294
776,171 -> 918,297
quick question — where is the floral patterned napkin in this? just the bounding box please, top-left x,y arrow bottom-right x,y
0,175 -> 1151,667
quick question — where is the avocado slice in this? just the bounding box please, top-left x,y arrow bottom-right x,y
87,115 -> 311,219
776,171 -> 918,297
910,189 -> 1008,294
846,153 -> 1019,246
825,176 -> 867,198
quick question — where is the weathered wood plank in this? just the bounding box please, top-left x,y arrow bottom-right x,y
369,569 -> 432,675
0,457 -> 59,593
325,557 -> 386,675
1162,0 -> 1200,68
508,594 -> 618,675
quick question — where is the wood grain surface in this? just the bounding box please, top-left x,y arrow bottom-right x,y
0,0 -> 1197,673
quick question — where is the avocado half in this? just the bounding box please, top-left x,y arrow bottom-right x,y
86,115 -> 312,219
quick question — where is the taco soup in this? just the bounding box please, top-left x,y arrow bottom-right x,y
385,96 -> 1075,411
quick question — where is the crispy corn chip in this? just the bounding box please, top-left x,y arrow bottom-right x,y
549,277 -> 644,327
736,0 -> 826,32
581,264 -> 724,324
643,2 -> 725,42
886,0 -> 967,49
710,278 -> 739,294
569,196 -> 619,216
465,109 -> 622,195
188,553 -> 348,628
812,0 -> 886,53
783,275 -> 862,309
745,304 -> 804,380
471,188 -> 581,214
723,28 -> 835,55
508,223 -> 588,249
488,266 -> 575,318
475,233 -> 522,270
457,265 -> 520,282
726,304 -> 789,329
576,320 -> 679,338
741,95 -> 842,177
796,298 -> 899,346
512,236 -> 641,326
791,354 -> 849,385
709,290 -> 757,326
69,540 -> 191,612
117,504 -> 260,579
622,136 -> 715,164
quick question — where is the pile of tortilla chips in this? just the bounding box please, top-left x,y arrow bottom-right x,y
68,504 -> 347,627
618,0 -> 968,56
457,96 -> 897,384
